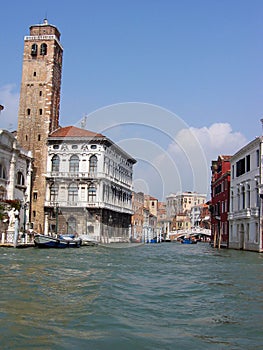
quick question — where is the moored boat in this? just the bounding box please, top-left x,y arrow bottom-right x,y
180,237 -> 197,244
34,234 -> 82,248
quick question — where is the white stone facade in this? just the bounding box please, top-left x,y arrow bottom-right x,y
228,137 -> 263,252
44,126 -> 136,243
0,130 -> 32,202
0,130 -> 32,236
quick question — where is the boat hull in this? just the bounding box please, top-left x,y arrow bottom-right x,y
181,239 -> 197,244
34,234 -> 81,248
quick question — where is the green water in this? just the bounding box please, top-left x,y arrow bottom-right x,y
0,243 -> 262,349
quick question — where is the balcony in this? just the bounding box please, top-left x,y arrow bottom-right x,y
44,200 -> 133,214
228,207 -> 259,220
46,171 -> 96,179
46,171 -> 132,189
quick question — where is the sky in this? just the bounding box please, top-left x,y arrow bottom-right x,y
1,0 -> 263,200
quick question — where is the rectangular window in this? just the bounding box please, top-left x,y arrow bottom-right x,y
256,149 -> 260,167
232,165 -> 234,179
246,155 -> 250,172
236,158 -> 245,177
215,184 -> 221,195
33,192 -> 38,201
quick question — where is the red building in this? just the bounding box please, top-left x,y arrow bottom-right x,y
210,155 -> 231,248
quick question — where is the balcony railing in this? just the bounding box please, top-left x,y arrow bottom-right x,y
46,171 -> 132,189
45,200 -> 133,214
228,207 -> 259,220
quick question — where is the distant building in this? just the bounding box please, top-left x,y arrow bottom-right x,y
131,191 -> 144,239
172,213 -> 191,231
210,155 -> 231,248
166,191 -> 207,232
228,137 -> 263,252
166,193 -> 177,222
44,125 -> 136,243
157,201 -> 169,238
144,195 -> 158,216
190,203 -> 211,229
174,192 -> 207,214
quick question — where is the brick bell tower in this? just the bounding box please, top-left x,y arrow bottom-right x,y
17,19 -> 63,232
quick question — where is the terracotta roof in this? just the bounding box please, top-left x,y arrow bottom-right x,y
49,126 -> 104,138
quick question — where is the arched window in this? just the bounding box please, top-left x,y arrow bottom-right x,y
247,184 -> 250,208
89,155 -> 97,174
230,190 -> 234,212
241,185 -> 245,209
69,155 -> 79,173
17,172 -> 25,186
31,43 -> 38,56
237,188 -> 240,211
50,183 -> 58,202
104,157 -> 109,174
88,184 -> 96,202
256,181 -> 260,207
68,183 -> 78,202
0,164 -> 6,179
67,216 -> 77,234
40,43 -> 47,55
51,155 -> 60,172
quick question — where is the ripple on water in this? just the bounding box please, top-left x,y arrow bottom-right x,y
0,244 -> 263,350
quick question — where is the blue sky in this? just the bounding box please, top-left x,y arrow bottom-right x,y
1,0 -> 262,200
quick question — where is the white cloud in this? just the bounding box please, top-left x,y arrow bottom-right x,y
0,84 -> 19,131
174,123 -> 247,163
158,122 -> 248,198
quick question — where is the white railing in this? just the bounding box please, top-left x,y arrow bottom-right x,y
228,207 -> 259,220
45,200 -> 133,214
0,232 -> 35,245
46,171 -> 132,189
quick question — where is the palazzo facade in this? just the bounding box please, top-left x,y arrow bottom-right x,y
228,137 -> 263,252
44,126 -> 136,243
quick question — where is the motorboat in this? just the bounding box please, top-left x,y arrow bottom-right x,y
34,233 -> 82,248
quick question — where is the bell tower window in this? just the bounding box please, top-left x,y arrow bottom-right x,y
31,43 -> 38,56
40,43 -> 47,55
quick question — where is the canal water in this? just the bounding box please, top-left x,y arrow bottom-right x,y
0,243 -> 262,350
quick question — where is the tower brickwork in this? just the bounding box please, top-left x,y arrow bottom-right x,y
17,19 -> 63,232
